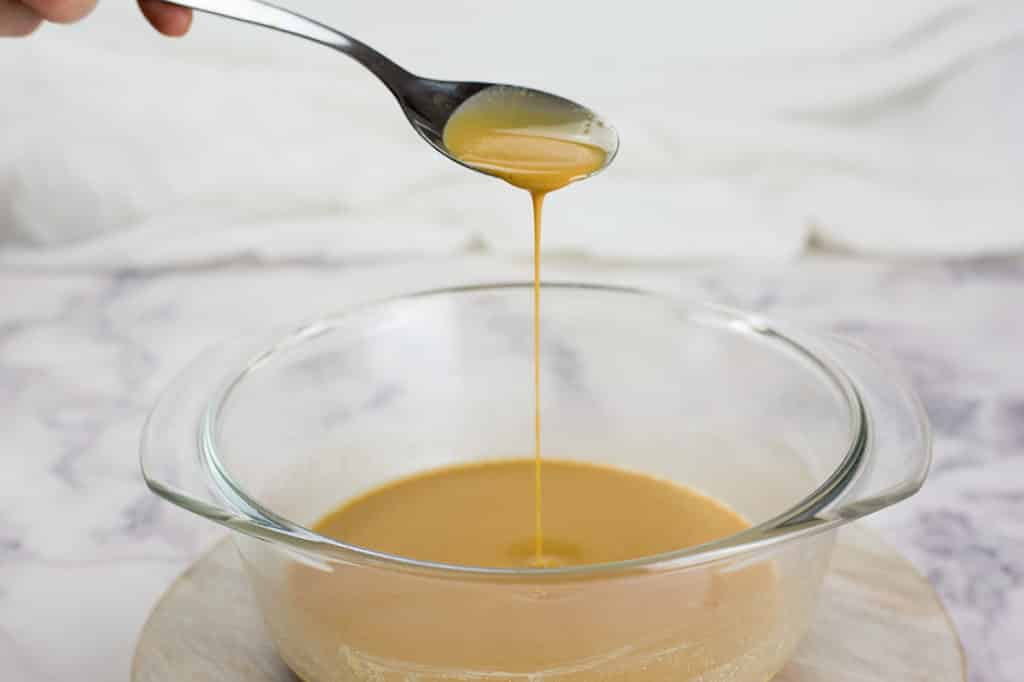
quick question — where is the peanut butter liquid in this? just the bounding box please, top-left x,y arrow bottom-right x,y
311,89 -> 753,567
285,89 -> 783,681
313,459 -> 750,568
296,461 -> 776,679
441,87 -> 609,565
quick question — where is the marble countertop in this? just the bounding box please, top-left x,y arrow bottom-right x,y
1,253 -> 1021,682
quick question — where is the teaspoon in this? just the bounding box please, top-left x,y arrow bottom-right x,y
167,0 -> 619,182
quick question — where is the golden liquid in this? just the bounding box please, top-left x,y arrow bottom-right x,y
313,459 -> 751,568
442,87 -> 609,193
532,191 -> 544,560
283,462 -> 782,680
276,89 -> 791,682
443,87 -> 608,564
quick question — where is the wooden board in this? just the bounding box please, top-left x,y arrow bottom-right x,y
132,526 -> 965,682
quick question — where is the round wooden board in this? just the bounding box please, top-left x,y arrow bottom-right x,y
132,526 -> 965,682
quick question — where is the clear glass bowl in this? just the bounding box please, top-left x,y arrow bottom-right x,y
141,284 -> 930,682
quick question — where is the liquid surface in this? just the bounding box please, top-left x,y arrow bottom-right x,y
285,461 -> 781,680
313,459 -> 751,568
443,87 -> 609,563
443,86 -> 610,193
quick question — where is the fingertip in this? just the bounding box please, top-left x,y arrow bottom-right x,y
17,0 -> 95,24
18,15 -> 43,35
165,5 -> 191,36
139,0 -> 191,37
0,0 -> 43,36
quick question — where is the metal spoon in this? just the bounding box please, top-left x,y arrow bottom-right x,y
167,0 -> 619,181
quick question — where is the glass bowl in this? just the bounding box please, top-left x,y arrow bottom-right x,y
141,283 -> 930,682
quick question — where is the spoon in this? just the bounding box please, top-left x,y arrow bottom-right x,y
167,0 -> 619,182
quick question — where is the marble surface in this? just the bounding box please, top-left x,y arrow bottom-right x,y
1,252 -> 1021,682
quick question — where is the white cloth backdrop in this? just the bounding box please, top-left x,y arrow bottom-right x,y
2,0 -> 1023,265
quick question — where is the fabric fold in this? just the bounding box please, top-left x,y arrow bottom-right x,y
2,0 -> 1022,266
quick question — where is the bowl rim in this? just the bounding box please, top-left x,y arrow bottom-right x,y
197,282 -> 872,577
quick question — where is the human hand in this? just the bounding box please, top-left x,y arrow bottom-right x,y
1,0 -> 191,37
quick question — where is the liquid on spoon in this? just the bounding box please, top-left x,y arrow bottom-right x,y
443,86 -> 613,192
443,86 -> 613,567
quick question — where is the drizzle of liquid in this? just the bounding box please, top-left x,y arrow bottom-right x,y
442,86 -> 609,564
531,190 -> 544,563
277,90 -> 790,682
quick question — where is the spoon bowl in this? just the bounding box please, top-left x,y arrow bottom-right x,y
438,84 -> 619,190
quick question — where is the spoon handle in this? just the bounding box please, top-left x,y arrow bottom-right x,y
168,0 -> 412,87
